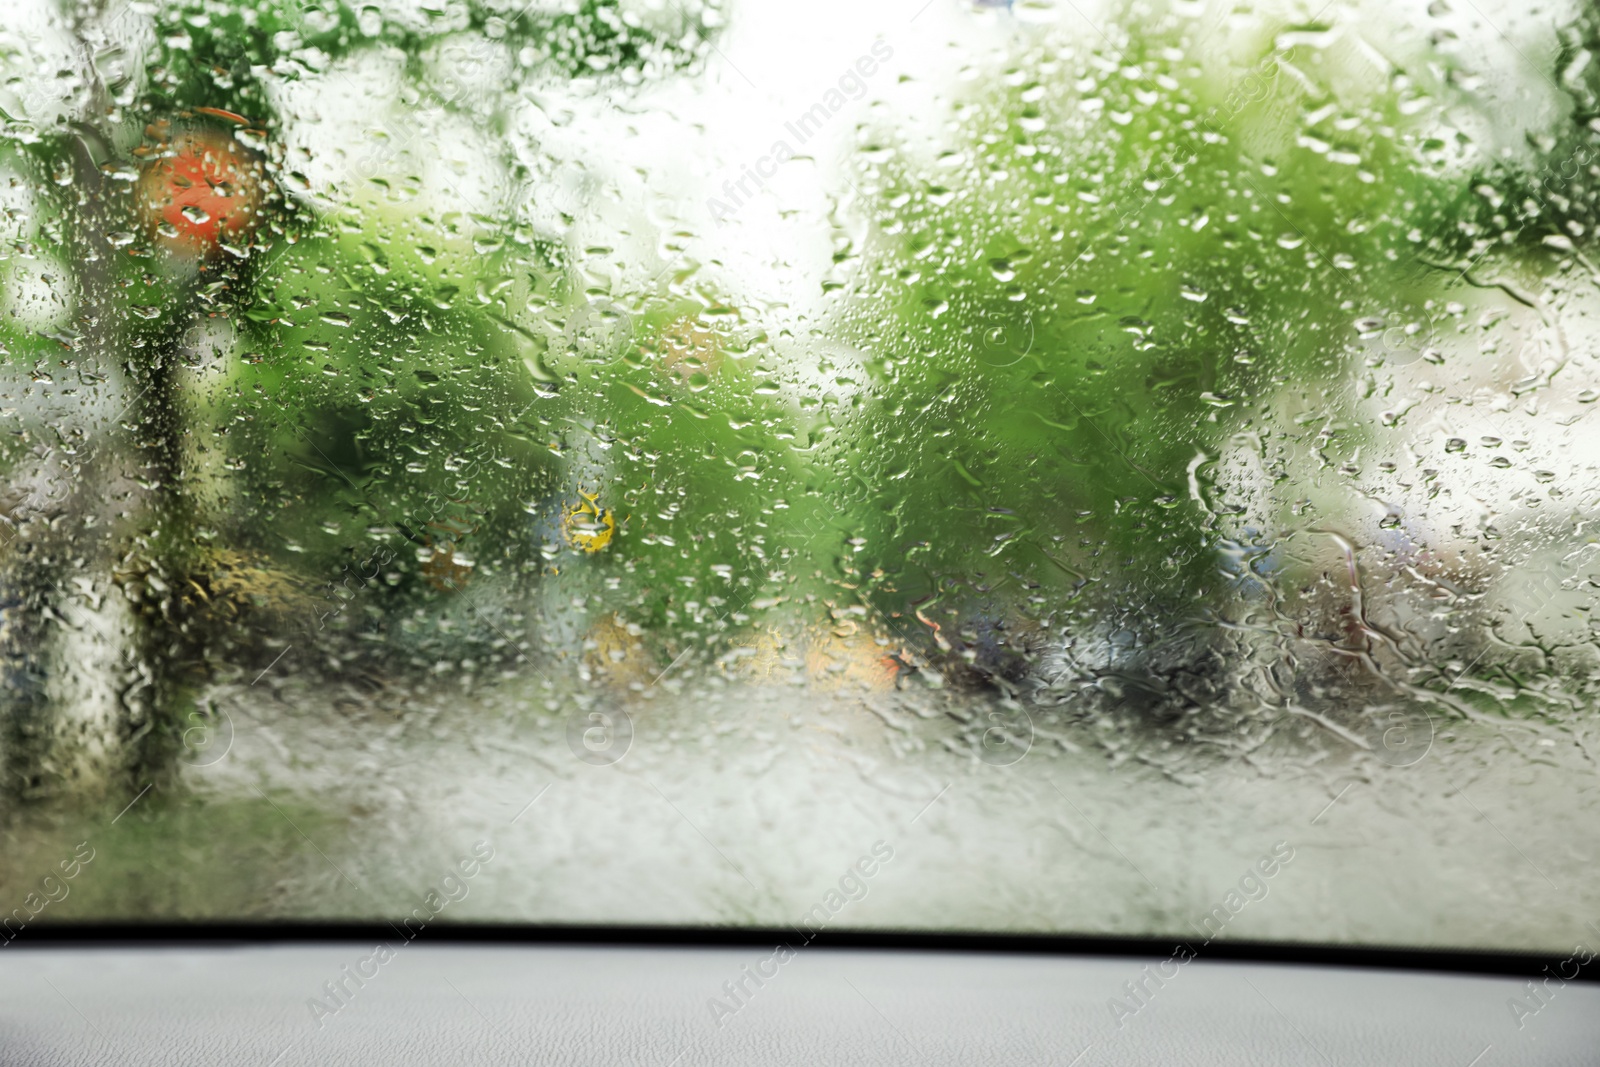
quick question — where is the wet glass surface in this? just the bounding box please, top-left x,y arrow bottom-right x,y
1,0 -> 1598,955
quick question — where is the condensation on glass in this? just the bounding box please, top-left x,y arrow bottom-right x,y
0,0 -> 1596,954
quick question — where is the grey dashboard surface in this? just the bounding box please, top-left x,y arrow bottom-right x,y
2,944 -> 1595,1065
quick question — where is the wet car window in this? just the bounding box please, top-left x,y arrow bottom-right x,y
2,0 -> 1598,957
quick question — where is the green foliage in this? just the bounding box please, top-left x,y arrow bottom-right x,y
830,12 -> 1514,629
4,0 -> 1598,682
131,0 -> 725,118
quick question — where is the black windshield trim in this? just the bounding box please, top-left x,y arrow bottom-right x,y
10,923 -> 1593,982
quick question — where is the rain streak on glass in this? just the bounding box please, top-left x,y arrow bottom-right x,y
0,0 -> 1597,959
